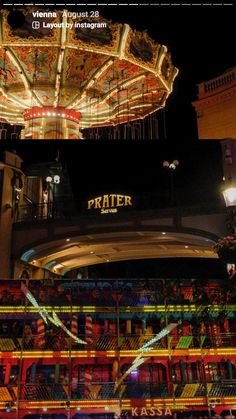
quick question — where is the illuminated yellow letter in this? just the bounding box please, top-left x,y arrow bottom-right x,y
149,408 -> 155,416
165,408 -> 172,416
141,408 -> 148,416
132,408 -> 139,417
103,195 -> 109,208
124,195 -> 132,206
117,195 -> 124,206
94,197 -> 102,209
88,199 -> 94,209
110,194 -> 116,207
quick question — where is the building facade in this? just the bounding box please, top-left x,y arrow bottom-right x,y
192,67 -> 236,140
1,151 -> 236,419
0,278 -> 235,419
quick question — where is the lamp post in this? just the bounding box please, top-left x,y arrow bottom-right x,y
45,174 -> 60,219
221,180 -> 236,234
163,160 -> 180,206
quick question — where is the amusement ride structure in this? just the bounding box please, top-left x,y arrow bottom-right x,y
0,8 -> 178,139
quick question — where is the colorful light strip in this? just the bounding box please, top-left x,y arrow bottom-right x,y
23,106 -> 81,123
11,397 -> 236,411
0,304 -> 233,314
6,347 -> 236,359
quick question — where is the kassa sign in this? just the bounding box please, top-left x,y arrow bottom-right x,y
131,407 -> 172,417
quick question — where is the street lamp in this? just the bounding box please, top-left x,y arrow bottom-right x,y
163,160 -> 179,171
163,160 -> 180,206
221,180 -> 236,234
46,175 -> 60,185
45,174 -> 60,219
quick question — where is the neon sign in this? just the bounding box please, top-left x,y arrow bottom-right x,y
131,407 -> 172,416
87,194 -> 132,214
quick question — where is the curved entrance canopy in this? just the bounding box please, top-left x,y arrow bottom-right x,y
20,229 -> 217,276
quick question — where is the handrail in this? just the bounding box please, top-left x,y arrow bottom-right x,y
0,333 -> 235,351
0,381 -> 235,401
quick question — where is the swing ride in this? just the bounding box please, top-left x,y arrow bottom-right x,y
0,8 -> 178,139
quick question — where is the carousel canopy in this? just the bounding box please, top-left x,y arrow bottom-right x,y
0,8 -> 178,138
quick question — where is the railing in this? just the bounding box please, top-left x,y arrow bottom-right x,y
0,333 -> 236,352
0,280 -> 229,307
16,203 -> 51,222
15,201 -> 224,223
2,382 -> 170,401
1,381 -> 236,402
174,380 -> 236,398
197,67 -> 236,98
0,334 -> 163,352
0,291 -> 197,306
204,71 -> 235,94
15,202 -> 76,222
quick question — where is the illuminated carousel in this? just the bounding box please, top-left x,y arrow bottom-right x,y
0,8 -> 178,139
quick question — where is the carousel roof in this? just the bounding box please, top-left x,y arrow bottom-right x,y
0,8 -> 178,128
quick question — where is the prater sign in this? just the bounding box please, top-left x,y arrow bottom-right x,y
131,407 -> 172,416
87,194 -> 132,214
